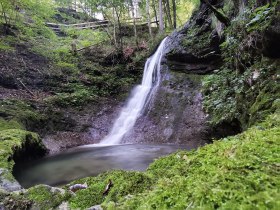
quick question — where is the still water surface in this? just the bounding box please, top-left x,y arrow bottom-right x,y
14,144 -> 188,188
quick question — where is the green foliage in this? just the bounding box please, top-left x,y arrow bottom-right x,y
21,0 -> 56,21
0,118 -> 23,131
56,61 -> 76,72
65,28 -> 108,47
68,170 -> 153,209
0,100 -> 45,130
27,185 -> 72,210
246,4 -> 274,32
176,0 -> 200,26
202,70 -> 237,126
0,39 -> 15,51
0,0 -> 18,25
47,88 -> 95,107
202,3 -> 279,129
202,58 -> 279,128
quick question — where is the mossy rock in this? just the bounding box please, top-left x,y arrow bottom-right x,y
0,189 -> 32,210
26,184 -> 72,210
0,168 -> 21,192
249,81 -> 280,126
0,129 -> 46,191
68,170 -> 153,209
112,114 -> 280,209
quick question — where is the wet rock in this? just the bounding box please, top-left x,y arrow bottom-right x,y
123,71 -> 210,147
43,99 -> 121,154
0,190 -> 32,210
263,11 -> 280,58
0,169 -> 22,192
88,205 -> 103,210
58,201 -> 70,210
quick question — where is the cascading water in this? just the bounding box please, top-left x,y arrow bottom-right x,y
100,37 -> 168,145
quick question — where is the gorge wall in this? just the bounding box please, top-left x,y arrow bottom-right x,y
121,0 -> 279,145
121,0 -> 228,145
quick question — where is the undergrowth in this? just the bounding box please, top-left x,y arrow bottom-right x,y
202,2 -> 280,129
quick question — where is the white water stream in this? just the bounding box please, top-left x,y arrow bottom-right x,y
100,37 -> 168,145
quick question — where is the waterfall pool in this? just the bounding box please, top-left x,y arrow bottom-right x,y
13,144 -> 189,188
13,38 -> 173,189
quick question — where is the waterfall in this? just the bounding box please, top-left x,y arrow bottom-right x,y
100,37 -> 168,145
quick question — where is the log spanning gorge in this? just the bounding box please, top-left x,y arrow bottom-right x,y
14,37 -> 194,187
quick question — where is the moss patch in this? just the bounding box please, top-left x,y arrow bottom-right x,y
0,118 -> 23,131
68,170 -> 153,209
0,129 -> 45,170
26,185 -> 72,210
110,114 -> 280,209
0,100 -> 45,131
0,190 -> 32,210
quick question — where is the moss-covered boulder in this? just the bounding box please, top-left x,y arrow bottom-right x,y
0,129 -> 46,192
67,170 -> 153,209
25,184 -> 72,210
0,190 -> 32,210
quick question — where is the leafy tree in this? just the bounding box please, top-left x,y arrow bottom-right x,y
0,0 -> 18,26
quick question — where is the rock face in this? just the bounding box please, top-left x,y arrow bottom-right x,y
43,99 -> 122,154
122,68 -> 209,147
164,1 -> 223,74
263,5 -> 280,58
121,1 -> 225,146
0,169 -> 22,192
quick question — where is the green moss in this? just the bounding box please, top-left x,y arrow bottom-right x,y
0,36 -> 17,52
46,88 -> 96,107
3,114 -> 275,209
246,4 -> 274,33
26,185 -> 72,210
249,81 -> 280,125
0,118 -> 23,131
0,191 -> 32,210
0,100 -> 45,130
202,21 -> 279,129
0,129 -> 42,170
56,61 -> 77,72
110,114 -> 280,209
181,26 -> 212,54
68,170 -> 153,209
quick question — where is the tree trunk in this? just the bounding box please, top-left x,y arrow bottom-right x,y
159,0 -> 164,32
112,8 -> 118,48
152,0 -> 159,27
130,0 -> 138,47
146,0 -> 153,37
164,0 -> 173,28
115,9 -> 123,51
172,0 -> 176,29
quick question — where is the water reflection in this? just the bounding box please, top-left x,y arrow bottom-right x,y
14,144 -> 188,188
